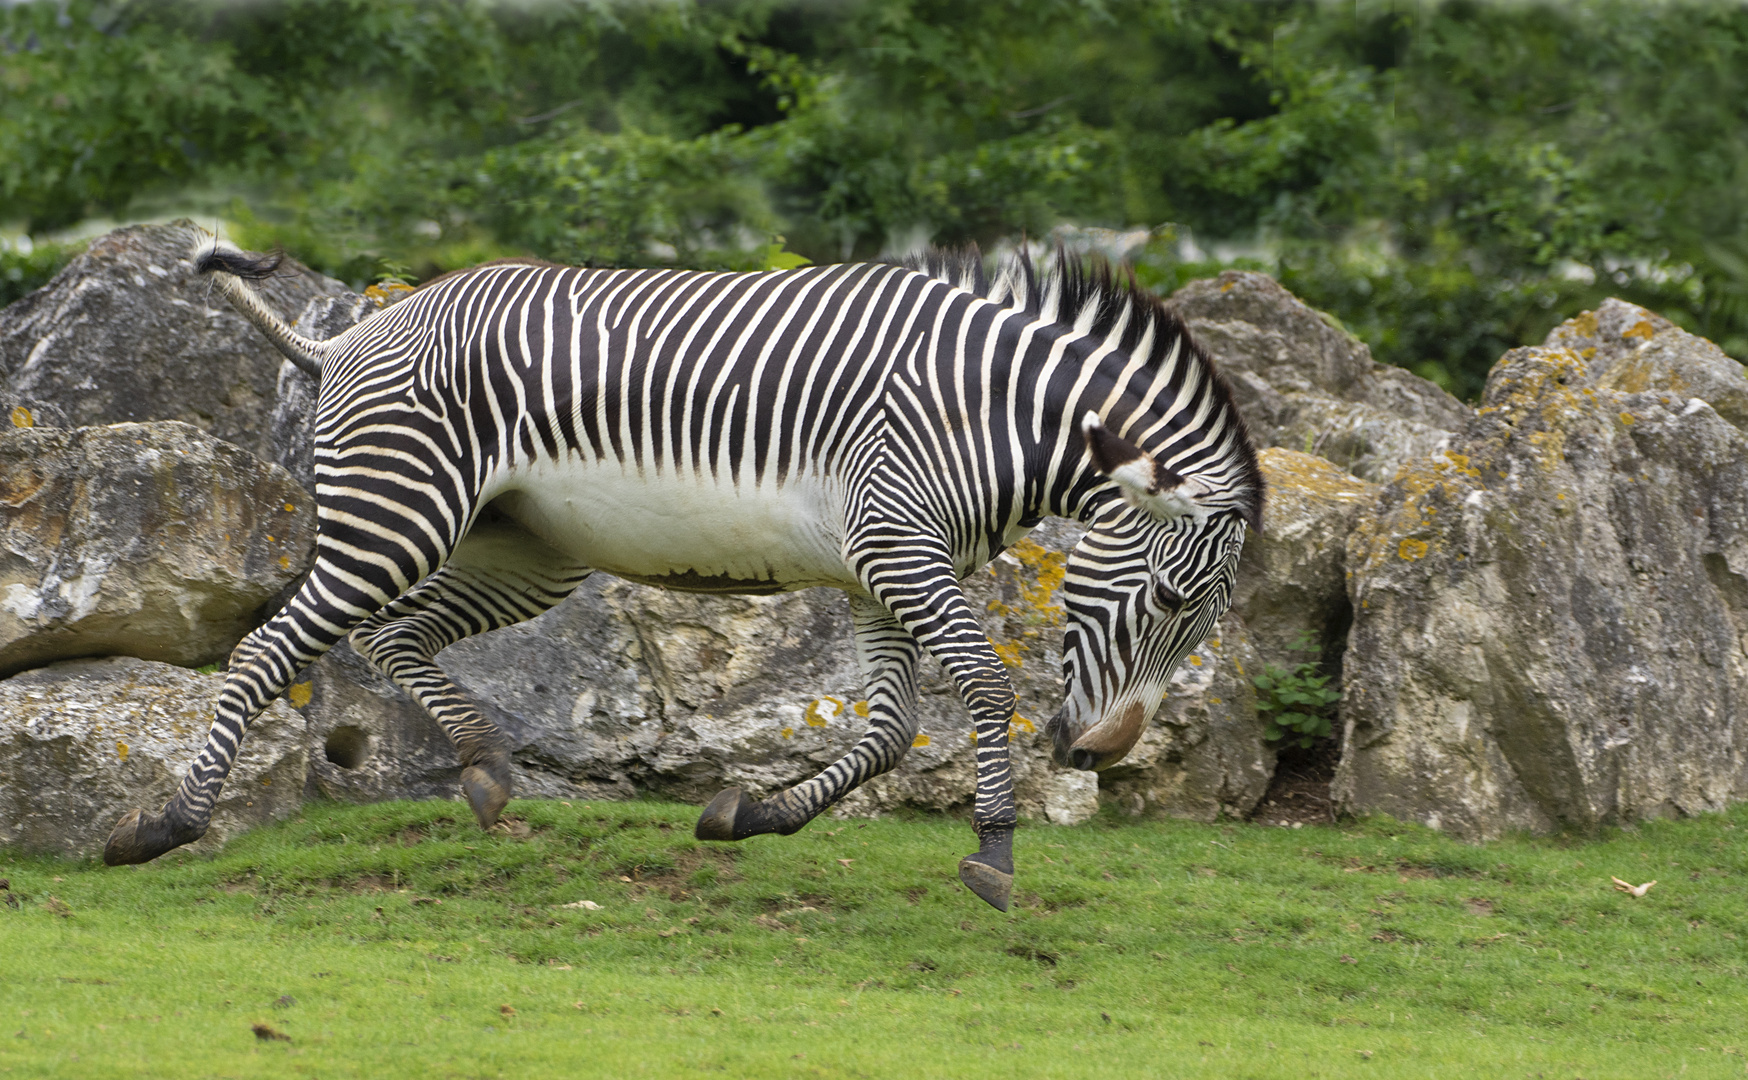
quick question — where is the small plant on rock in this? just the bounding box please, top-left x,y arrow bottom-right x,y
1253,633 -> 1341,749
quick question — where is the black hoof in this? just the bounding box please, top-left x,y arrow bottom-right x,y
460,750 -> 512,829
102,808 -> 198,866
958,824 -> 1015,911
695,787 -> 758,841
958,855 -> 1014,912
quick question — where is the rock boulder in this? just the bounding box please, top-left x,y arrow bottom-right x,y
0,421 -> 317,676
1172,271 -> 1473,482
1335,303 -> 1748,838
0,221 -> 346,461
0,657 -> 307,859
1233,447 -> 1379,665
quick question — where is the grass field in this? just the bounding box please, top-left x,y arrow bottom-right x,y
2,798 -> 1745,1079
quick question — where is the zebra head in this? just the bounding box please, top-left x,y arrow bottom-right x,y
1047,411 -> 1259,772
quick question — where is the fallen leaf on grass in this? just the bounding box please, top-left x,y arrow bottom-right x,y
1611,877 -> 1657,897
251,1024 -> 290,1042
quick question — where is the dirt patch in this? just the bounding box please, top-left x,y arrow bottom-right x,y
1254,736 -> 1339,826
488,816 -> 535,840
609,847 -> 738,902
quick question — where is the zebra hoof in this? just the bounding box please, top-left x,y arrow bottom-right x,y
695,787 -> 757,841
461,765 -> 510,829
957,855 -> 1014,912
102,808 -> 192,866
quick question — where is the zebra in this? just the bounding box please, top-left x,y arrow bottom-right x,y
101,237 -> 1263,912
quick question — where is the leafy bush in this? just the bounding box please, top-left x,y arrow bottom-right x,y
3,1 -> 1745,387
0,240 -> 80,308
1253,634 -> 1342,750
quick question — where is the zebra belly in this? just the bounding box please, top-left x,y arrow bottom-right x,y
489,460 -> 855,593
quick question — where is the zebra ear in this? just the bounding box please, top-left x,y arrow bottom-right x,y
1081,412 -> 1208,524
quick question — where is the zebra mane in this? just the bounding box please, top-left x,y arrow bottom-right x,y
902,245 -> 1211,377
902,244 -> 1264,529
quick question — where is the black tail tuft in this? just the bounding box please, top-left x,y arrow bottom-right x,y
195,247 -> 284,280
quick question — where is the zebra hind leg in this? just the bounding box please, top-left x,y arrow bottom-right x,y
697,595 -> 921,841
103,541 -> 431,865
349,518 -> 590,829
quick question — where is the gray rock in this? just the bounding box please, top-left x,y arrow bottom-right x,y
1335,307 -> 1748,838
0,657 -> 306,858
0,222 -> 348,461
1233,447 -> 1379,665
1540,298 -> 1748,434
0,422 -> 317,676
1171,271 -> 1473,482
287,519 -> 1270,826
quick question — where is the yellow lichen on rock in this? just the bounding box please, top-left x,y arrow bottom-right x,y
1005,538 -> 1068,626
803,697 -> 842,727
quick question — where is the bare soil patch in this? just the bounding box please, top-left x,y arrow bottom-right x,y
1254,736 -> 1339,826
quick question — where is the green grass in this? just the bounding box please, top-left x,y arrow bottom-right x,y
2,800 -> 1745,1079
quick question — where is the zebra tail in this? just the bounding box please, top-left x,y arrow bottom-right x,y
193,246 -> 329,379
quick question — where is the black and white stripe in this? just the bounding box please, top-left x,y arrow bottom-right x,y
103,239 -> 1263,911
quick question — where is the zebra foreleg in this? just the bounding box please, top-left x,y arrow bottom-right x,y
103,544 -> 431,865
859,553 -> 1020,912
696,594 -> 921,840
349,522 -> 590,828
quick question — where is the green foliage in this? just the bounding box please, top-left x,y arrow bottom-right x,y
3,1 -> 1746,393
0,239 -> 80,309
2,800 -> 1746,1077
1253,631 -> 1341,749
1254,661 -> 1341,749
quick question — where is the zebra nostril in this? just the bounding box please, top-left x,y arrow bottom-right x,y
1069,748 -> 1098,771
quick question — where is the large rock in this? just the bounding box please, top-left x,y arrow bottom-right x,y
0,422 -> 317,676
0,221 -> 347,461
287,519 -> 1273,826
1544,298 -> 1748,434
1335,302 -> 1748,838
0,657 -> 307,858
1171,271 -> 1474,482
1232,447 -> 1379,665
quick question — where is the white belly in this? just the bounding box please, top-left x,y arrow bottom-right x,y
487,457 -> 854,592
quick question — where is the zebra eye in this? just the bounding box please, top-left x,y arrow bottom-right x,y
1152,577 -> 1185,612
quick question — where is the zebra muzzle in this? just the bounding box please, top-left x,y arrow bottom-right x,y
1065,702 -> 1148,772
